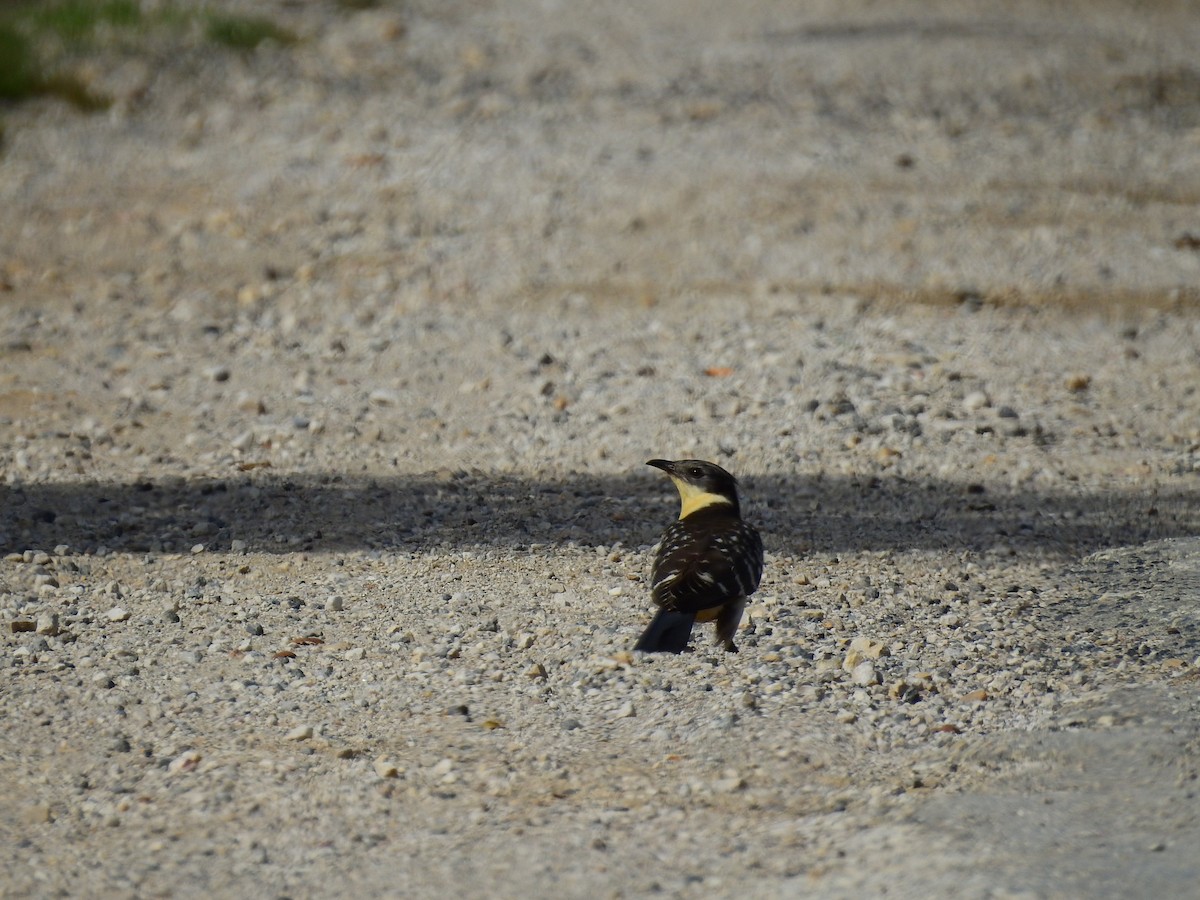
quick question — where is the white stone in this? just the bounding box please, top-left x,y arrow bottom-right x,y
286,724 -> 314,741
963,390 -> 991,411
849,660 -> 878,687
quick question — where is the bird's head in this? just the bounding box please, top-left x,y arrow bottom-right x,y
647,458 -> 741,518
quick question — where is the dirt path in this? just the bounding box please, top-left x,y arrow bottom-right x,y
2,2 -> 1199,897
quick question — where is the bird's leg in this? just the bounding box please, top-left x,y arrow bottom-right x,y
714,597 -> 746,652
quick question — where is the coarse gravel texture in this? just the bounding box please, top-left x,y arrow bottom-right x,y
2,1 -> 1200,898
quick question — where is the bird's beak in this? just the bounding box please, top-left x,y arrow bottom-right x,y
646,459 -> 674,474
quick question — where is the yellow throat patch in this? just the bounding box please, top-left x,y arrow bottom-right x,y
670,476 -> 735,519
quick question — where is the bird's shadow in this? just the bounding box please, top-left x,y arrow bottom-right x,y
2,470 -> 1194,561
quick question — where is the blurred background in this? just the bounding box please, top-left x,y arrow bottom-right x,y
3,0 -> 1198,315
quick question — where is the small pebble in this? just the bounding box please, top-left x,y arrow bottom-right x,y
849,660 -> 878,687
963,390 -> 991,412
21,804 -> 53,825
714,772 -> 746,793
368,389 -> 397,406
167,751 -> 202,774
1066,374 -> 1092,392
286,725 -> 314,741
373,758 -> 400,779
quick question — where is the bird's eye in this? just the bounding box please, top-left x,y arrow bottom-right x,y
689,467 -> 704,478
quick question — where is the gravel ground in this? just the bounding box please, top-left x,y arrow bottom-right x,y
2,1 -> 1200,897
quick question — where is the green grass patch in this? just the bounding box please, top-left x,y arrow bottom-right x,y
39,72 -> 112,111
0,1 -> 298,119
0,22 -> 39,101
29,0 -> 142,42
204,13 -> 295,51
0,19 -> 109,108
1,0 -> 144,109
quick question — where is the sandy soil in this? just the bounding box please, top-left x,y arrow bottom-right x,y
2,1 -> 1200,897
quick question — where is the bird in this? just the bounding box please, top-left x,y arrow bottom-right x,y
634,459 -> 764,653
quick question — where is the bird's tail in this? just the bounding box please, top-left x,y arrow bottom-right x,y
633,608 -> 696,654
